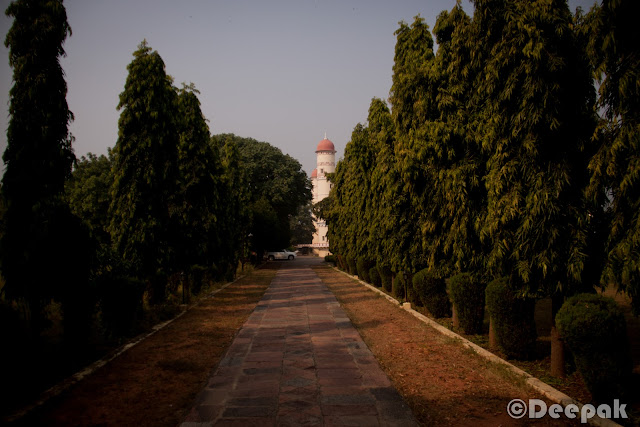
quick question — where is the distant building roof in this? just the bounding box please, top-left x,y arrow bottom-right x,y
316,138 -> 335,153
311,168 -> 318,178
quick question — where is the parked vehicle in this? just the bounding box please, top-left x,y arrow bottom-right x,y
266,249 -> 297,261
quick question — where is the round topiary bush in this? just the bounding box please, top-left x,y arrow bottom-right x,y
369,266 -> 381,287
485,277 -> 537,360
556,293 -> 631,403
356,257 -> 372,283
448,272 -> 486,335
378,265 -> 393,292
412,268 -> 451,318
324,255 -> 336,265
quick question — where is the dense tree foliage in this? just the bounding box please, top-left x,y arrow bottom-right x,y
216,135 -> 249,274
1,22 -> 311,372
389,16 -> 435,274
327,0 -> 636,377
429,6 -> 485,278
474,0 -> 596,298
212,134 -> 312,258
585,0 -> 640,313
66,153 -> 113,244
290,202 -> 315,246
365,99 -> 405,272
109,40 -> 180,303
0,0 -> 91,335
174,84 -> 224,279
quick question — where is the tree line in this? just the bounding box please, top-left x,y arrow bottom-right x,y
323,0 -> 638,402
0,0 -> 311,374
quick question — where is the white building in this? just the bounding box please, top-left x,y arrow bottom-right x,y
310,134 -> 336,257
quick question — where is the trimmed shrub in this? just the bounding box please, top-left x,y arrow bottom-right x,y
324,255 -> 336,265
448,273 -> 486,334
378,265 -> 393,292
556,293 -> 631,402
369,266 -> 381,287
412,269 -> 451,318
485,277 -> 537,359
356,257 -> 372,283
346,257 -> 357,275
392,273 -> 405,299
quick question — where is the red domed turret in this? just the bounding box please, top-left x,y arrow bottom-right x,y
316,138 -> 335,153
311,168 -> 318,178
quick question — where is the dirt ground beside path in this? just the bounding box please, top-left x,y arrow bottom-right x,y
14,265 -> 277,427
312,264 -> 579,426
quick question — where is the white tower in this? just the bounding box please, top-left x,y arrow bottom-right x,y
311,133 -> 336,256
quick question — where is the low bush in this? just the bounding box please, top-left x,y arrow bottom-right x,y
223,262 -> 236,282
379,265 -> 393,292
324,255 -> 336,265
556,293 -> 631,402
356,257 -> 372,283
369,266 -> 381,287
448,272 -> 486,335
392,273 -> 405,299
412,269 -> 451,318
485,277 -> 536,359
346,257 -> 357,275
99,275 -> 145,337
189,264 -> 208,295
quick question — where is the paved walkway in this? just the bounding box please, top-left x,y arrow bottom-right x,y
182,258 -> 417,426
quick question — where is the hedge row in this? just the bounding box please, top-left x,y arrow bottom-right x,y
329,256 -> 632,401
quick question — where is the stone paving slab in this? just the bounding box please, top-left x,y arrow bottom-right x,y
182,261 -> 417,426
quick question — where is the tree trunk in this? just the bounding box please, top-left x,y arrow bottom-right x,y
452,304 -> 460,329
550,294 -> 565,377
489,316 -> 497,349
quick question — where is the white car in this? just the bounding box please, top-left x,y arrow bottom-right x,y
266,249 -> 297,261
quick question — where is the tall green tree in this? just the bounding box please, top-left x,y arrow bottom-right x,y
389,15 -> 437,274
326,124 -> 370,265
426,5 -> 486,278
365,98 -> 405,272
585,0 -> 640,313
473,0 -> 597,372
474,0 -> 596,294
174,83 -> 223,278
216,135 -> 248,273
0,0 -> 91,335
109,40 -> 180,303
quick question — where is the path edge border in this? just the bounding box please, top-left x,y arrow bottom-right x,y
329,265 -> 622,427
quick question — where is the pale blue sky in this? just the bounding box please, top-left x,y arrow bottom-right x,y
0,0 -> 597,176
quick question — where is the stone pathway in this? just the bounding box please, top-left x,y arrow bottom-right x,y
181,259 -> 417,426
